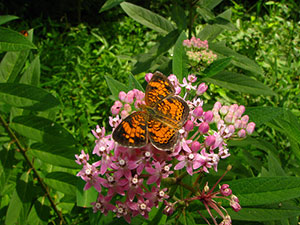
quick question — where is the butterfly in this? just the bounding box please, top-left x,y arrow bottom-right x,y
112,71 -> 189,151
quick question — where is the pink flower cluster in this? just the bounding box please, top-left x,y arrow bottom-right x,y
183,37 -> 217,67
76,73 -> 255,224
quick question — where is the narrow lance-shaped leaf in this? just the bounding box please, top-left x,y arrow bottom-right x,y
0,83 -> 60,111
120,2 -> 175,34
76,179 -> 98,207
99,0 -> 125,13
202,57 -> 232,77
44,172 -> 77,195
0,15 -> 19,25
19,55 -> 40,86
128,74 -> 144,91
245,106 -> 285,126
10,116 -> 76,146
203,71 -> 276,96
105,75 -> 130,100
172,31 -> 188,81
0,27 -> 36,52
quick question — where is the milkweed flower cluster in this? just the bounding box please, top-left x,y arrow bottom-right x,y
76,72 -> 255,224
183,37 -> 217,68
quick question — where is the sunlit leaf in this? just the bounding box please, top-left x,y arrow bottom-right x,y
99,0 -> 125,13
76,179 -> 98,207
44,172 -> 77,195
172,31 -> 188,81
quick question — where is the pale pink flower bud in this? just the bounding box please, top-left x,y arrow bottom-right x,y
220,184 -> 232,196
220,106 -> 229,115
205,135 -> 216,146
237,129 -> 246,138
199,122 -> 209,134
118,91 -> 126,102
124,90 -> 135,104
227,125 -> 235,134
224,112 -> 233,123
145,73 -> 153,82
234,119 -> 242,129
236,105 -> 245,116
213,101 -> 222,110
121,110 -> 129,119
191,141 -> 201,152
193,106 -> 203,117
134,89 -> 145,100
203,111 -> 213,123
184,120 -> 194,131
231,194 -> 239,203
175,86 -> 181,95
163,201 -> 175,216
134,100 -> 143,109
230,201 -> 241,212
229,104 -> 238,113
196,83 -> 208,95
241,115 -> 249,123
123,104 -> 131,112
111,105 -> 121,115
246,122 -> 255,134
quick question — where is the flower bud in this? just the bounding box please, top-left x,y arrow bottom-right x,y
241,115 -> 249,123
246,122 -> 255,134
191,141 -> 201,152
220,184 -> 232,196
205,135 -> 216,146
188,74 -> 197,83
193,106 -> 203,117
203,111 -> 213,123
184,120 -> 194,131
213,101 -> 222,110
220,106 -> 229,115
196,83 -> 208,95
224,112 -> 233,123
145,73 -> 153,82
121,110 -> 129,118
163,201 -> 174,216
237,129 -> 246,138
234,119 -> 242,129
118,91 -> 126,102
199,122 -> 209,134
230,201 -> 241,212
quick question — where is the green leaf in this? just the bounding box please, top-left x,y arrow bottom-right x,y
267,152 -> 286,176
172,31 -> 188,81
197,6 -> 215,22
245,107 -> 286,126
0,83 -> 60,111
26,198 -> 50,225
203,57 -> 232,77
132,29 -> 180,74
5,173 -> 33,225
213,9 -> 237,31
20,55 -> 40,86
99,0 -> 125,13
209,42 -> 264,75
0,15 -> 19,25
29,143 -> 80,169
200,0 -> 223,10
44,172 -> 77,195
226,177 -> 300,206
0,27 -> 36,52
105,75 -> 129,99
198,24 -> 224,42
76,179 -> 98,207
0,49 -> 29,83
10,116 -> 76,146
0,147 -> 15,196
171,4 -> 187,30
128,74 -> 144,91
203,71 -> 276,96
120,2 -> 175,34
228,207 -> 300,221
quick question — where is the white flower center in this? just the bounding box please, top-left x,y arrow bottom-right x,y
85,168 -> 91,175
99,146 -> 106,152
140,203 -> 146,210
188,153 -> 194,160
107,176 -> 114,183
96,128 -> 101,133
145,151 -> 151,157
95,202 -> 101,209
118,207 -> 123,214
159,190 -> 165,197
164,166 -> 170,172
79,154 -> 84,159
132,177 -> 138,184
119,159 -> 125,166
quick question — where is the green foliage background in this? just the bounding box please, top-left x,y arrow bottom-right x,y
0,0 -> 299,224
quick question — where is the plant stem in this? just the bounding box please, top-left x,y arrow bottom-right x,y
0,114 -> 65,224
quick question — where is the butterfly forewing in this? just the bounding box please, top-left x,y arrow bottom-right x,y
112,111 -> 148,148
145,71 -> 175,108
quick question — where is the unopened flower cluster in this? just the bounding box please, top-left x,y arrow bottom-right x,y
183,37 -> 217,68
76,72 -> 255,224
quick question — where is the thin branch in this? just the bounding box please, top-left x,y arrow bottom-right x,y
0,114 -> 65,224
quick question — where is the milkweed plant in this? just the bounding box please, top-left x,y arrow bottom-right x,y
76,37 -> 255,225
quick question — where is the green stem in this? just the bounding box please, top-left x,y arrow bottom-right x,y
0,114 -> 65,224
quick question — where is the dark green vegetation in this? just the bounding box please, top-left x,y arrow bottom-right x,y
0,0 -> 299,224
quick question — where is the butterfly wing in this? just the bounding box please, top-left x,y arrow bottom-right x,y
145,71 -> 175,108
112,111 -> 148,148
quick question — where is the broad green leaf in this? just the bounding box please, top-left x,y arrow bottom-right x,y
5,173 -> 33,225
105,75 -> 129,99
0,49 -> 29,83
172,31 -> 188,81
245,107 -> 286,126
148,203 -> 165,225
29,143 -> 80,169
226,177 -> 300,206
20,55 -> 40,86
120,2 -> 175,34
0,27 -> 36,52
128,74 -> 144,91
10,116 -> 76,146
209,42 -> 264,75
26,197 -> 50,225
132,29 -> 179,74
76,179 -> 98,207
200,0 -> 223,10
44,172 -> 77,195
267,152 -> 286,176
202,57 -> 232,77
213,9 -> 237,31
228,207 -> 300,221
99,0 -> 125,13
0,147 -> 15,196
198,24 -> 224,42
241,149 -> 263,171
0,83 -> 60,111
203,71 -> 276,96
0,15 -> 19,25
197,6 -> 215,22
171,4 -> 187,30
